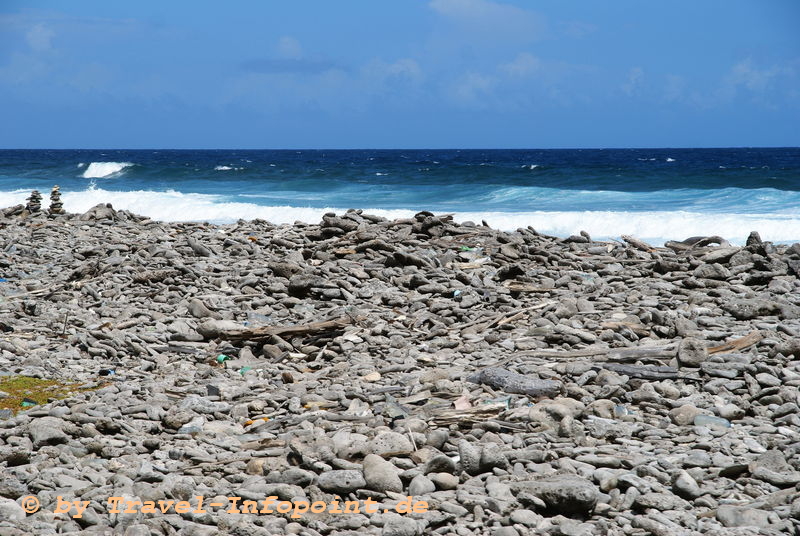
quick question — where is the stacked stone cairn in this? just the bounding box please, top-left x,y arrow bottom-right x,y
49,185 -> 65,215
25,189 -> 42,214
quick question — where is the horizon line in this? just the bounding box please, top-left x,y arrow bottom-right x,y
1,145 -> 798,151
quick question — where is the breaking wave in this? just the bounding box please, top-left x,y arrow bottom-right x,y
81,162 -> 134,179
0,187 -> 797,245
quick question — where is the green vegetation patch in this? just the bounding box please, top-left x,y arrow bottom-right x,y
0,376 -> 87,414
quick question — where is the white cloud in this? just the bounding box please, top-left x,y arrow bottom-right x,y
452,72 -> 495,104
367,58 -> 423,83
430,0 -> 522,20
729,58 -> 781,92
499,52 -> 541,77
561,21 -> 596,39
621,67 -> 644,96
26,23 -> 54,52
662,74 -> 686,102
277,36 -> 302,60
429,0 -> 546,42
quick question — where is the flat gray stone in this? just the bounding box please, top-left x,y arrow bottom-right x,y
511,475 -> 599,514
317,470 -> 366,495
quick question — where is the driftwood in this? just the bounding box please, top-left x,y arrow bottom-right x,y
593,363 -> 679,380
502,281 -> 555,293
219,315 -> 356,342
518,344 -> 677,362
600,321 -> 651,338
428,402 -> 507,427
467,367 -> 562,397
460,302 -> 557,333
607,345 -> 678,362
132,269 -> 177,284
707,331 -> 763,355
621,235 -> 654,252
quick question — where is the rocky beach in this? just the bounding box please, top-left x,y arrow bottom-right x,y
1,200 -> 800,536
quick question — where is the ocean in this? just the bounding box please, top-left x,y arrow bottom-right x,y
0,148 -> 798,245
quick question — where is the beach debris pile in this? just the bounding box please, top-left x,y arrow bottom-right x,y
0,203 -> 799,535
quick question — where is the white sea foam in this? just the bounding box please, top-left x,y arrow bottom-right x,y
81,162 -> 133,178
666,157 -> 676,162
214,165 -> 244,171
0,188 -> 797,246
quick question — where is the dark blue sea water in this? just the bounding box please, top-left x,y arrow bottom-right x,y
0,148 -> 798,244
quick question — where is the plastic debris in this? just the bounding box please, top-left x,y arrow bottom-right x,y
216,354 -> 230,364
453,391 -> 472,410
20,398 -> 38,407
483,396 -> 512,409
243,417 -> 269,426
614,405 -> 635,418
694,414 -> 731,430
177,424 -> 202,435
98,369 -> 115,376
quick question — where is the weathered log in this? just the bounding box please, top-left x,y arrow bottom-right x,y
502,280 -> 555,292
219,315 -> 357,342
517,344 -> 677,362
132,269 -> 177,284
467,367 -> 562,397
593,363 -> 679,380
621,235 -> 654,252
707,331 -> 763,355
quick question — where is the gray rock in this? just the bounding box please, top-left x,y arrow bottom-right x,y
79,203 -> 117,221
0,498 -> 26,522
407,474 -> 435,496
672,470 -> 701,499
677,338 -> 708,367
424,455 -> 457,475
716,505 -> 775,528
369,432 -> 413,457
196,319 -> 241,339
722,298 -> 800,320
382,513 -> 419,536
511,475 -> 599,514
633,492 -> 690,511
669,404 -> 702,426
479,443 -> 509,472
458,439 -> 482,476
693,263 -> 731,280
429,472 -> 459,490
29,416 -> 69,447
187,298 -> 221,319
509,509 -> 542,527
317,470 -> 366,495
749,450 -> 800,487
492,528 -> 519,536
0,472 -> 27,499
363,453 -> 403,493
528,398 -> 585,431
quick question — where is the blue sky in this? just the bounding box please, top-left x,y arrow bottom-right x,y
1,0 -> 798,149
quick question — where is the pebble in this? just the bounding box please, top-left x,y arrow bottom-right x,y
0,204 -> 798,535
363,454 -> 404,493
